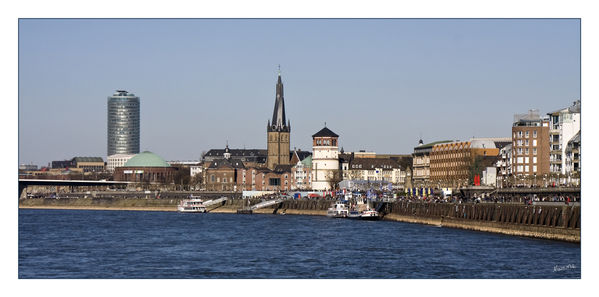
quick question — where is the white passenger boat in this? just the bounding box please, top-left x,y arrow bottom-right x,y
348,197 -> 380,220
326,201 -> 349,218
177,198 -> 207,213
359,209 -> 381,220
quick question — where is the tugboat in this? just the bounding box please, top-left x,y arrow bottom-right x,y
326,201 -> 349,218
177,196 -> 207,213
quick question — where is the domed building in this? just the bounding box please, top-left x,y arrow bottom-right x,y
113,151 -> 177,183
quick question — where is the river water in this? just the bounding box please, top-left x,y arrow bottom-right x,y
18,209 -> 580,278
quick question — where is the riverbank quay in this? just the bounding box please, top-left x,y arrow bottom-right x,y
19,197 -> 579,242
380,202 -> 580,243
18,197 -> 329,215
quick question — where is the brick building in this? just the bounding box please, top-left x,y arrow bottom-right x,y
511,110 -> 550,182
204,145 -> 246,191
113,151 -> 177,183
235,166 -> 295,191
430,139 -> 504,188
412,139 -> 452,188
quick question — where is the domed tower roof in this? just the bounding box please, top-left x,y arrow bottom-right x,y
224,143 -> 231,160
123,151 -> 171,167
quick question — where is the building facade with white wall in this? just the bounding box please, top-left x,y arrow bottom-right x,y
547,100 -> 580,175
107,154 -> 136,172
311,126 -> 340,191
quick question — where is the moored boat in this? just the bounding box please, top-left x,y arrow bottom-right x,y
326,201 -> 349,218
359,209 -> 381,220
347,210 -> 361,219
177,198 -> 207,213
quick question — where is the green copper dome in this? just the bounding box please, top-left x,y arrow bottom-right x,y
123,151 -> 171,167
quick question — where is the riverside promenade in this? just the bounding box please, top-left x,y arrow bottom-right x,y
19,196 -> 580,243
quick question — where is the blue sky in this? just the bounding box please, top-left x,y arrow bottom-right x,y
18,19 -> 580,166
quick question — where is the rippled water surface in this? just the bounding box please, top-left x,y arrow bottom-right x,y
19,209 -> 580,278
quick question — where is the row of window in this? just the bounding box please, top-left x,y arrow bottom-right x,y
108,159 -> 131,164
211,176 -> 296,186
108,115 -> 139,119
109,142 -> 139,145
108,135 -> 139,139
430,161 -> 469,167
514,156 -> 538,164
431,153 -> 471,159
515,165 -> 537,173
515,147 -> 537,155
514,139 -> 538,147
316,139 -> 336,146
430,170 -> 469,176
514,130 -> 538,138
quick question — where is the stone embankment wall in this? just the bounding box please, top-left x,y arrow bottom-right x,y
19,197 -> 180,211
385,202 -> 580,228
258,200 -> 581,242
380,202 -> 580,242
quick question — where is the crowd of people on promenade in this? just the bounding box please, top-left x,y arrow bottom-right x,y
25,188 -> 580,206
296,192 -> 581,205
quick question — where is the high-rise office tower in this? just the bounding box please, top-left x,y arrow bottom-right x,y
107,90 -> 140,156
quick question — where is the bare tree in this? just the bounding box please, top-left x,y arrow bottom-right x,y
173,165 -> 191,190
191,172 -> 204,190
327,169 -> 343,190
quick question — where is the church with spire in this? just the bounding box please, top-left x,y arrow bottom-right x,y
266,69 -> 291,170
202,68 -> 314,191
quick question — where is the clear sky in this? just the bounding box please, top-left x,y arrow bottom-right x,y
18,19 -> 580,166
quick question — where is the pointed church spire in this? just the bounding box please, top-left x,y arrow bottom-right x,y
269,68 -> 288,132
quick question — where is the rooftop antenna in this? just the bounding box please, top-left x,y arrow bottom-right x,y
278,64 -> 281,75
324,121 -> 327,127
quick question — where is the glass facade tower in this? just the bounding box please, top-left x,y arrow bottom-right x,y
107,90 -> 140,156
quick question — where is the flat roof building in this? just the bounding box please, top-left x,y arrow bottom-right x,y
511,110 -> 550,182
430,138 -> 502,189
